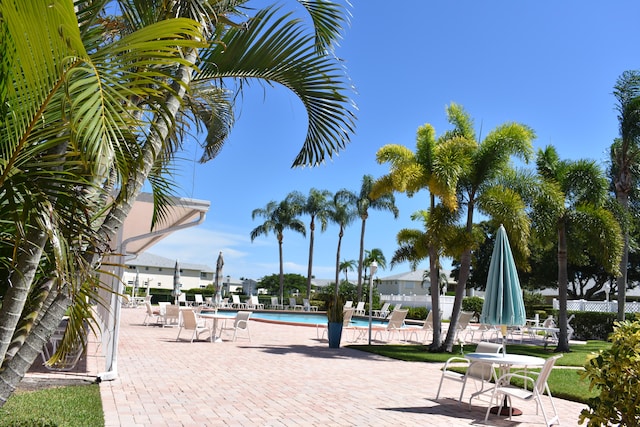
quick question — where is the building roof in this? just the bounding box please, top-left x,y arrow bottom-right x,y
380,270 -> 428,282
125,252 -> 214,273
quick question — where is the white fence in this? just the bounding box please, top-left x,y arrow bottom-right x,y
552,299 -> 640,313
379,294 -> 456,320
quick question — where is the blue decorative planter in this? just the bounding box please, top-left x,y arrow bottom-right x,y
327,322 -> 343,348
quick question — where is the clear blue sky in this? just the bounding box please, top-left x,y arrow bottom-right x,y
149,1 -> 640,281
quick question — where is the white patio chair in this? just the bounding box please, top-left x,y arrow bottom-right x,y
303,298 -> 318,311
194,294 -> 205,306
353,301 -> 366,316
373,309 -> 408,342
268,296 -> 284,310
143,302 -> 162,326
317,308 -> 356,341
220,311 -> 252,342
176,309 -> 211,343
485,354 -> 563,426
405,309 -> 441,343
231,294 -> 246,309
288,297 -> 303,310
455,311 -> 475,343
435,341 -> 503,404
247,295 -> 264,310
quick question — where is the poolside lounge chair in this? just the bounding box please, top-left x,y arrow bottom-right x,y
405,309 -> 441,343
231,294 -> 247,309
473,324 -> 500,342
247,295 -> 264,310
303,299 -> 318,311
194,294 -> 205,307
220,311 -> 252,342
268,296 -> 284,310
373,309 -> 409,342
176,309 -> 211,343
177,293 -> 189,306
353,301 -> 366,316
485,354 -> 562,426
343,300 -> 353,309
436,341 -> 503,404
317,308 -> 356,341
455,311 -> 475,343
372,302 -> 391,319
163,304 -> 180,327
288,297 -> 303,310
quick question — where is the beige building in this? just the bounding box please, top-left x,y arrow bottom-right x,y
122,252 -> 215,292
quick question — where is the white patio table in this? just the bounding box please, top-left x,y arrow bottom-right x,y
197,312 -> 236,343
466,352 -> 545,416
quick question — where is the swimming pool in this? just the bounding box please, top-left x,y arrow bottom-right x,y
202,310 -> 389,327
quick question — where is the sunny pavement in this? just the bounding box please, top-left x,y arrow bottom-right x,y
85,308 -> 588,426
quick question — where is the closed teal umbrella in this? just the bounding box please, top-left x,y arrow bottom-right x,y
480,225 -> 526,355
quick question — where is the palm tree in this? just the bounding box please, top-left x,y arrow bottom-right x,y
372,114 -> 473,349
328,190 -> 357,298
250,197 -> 306,303
363,248 -> 387,280
349,175 -> 399,301
611,70 -> 640,321
339,259 -> 357,282
0,0 -> 356,404
293,188 -> 332,298
441,103 -> 535,352
533,146 -> 623,351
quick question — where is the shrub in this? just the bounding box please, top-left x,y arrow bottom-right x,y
579,320 -> 640,426
407,306 -> 427,320
462,296 -> 483,321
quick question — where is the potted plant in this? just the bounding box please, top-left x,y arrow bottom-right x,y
326,296 -> 344,348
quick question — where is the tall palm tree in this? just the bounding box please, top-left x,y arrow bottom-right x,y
292,188 -> 332,298
0,0 -> 356,403
372,115 -> 473,349
328,190 -> 357,298
348,175 -> 399,301
363,248 -> 387,280
611,70 -> 640,321
339,259 -> 357,282
442,103 -> 535,352
250,197 -> 306,303
534,146 -> 622,351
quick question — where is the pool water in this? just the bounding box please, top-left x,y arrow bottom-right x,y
202,310 -> 388,327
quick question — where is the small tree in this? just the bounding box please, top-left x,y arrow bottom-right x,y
579,320 -> 640,426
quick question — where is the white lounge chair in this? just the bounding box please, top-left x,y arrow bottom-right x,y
353,301 -> 366,316
247,295 -> 264,310
455,311 -> 474,343
343,300 -> 353,309
373,309 -> 408,342
485,354 -> 563,426
194,294 -> 205,307
163,304 -> 180,327
317,308 -> 356,341
176,309 -> 211,343
435,341 -> 503,403
372,302 -> 391,319
143,302 -> 162,326
288,297 -> 303,310
268,296 -> 284,310
303,299 -> 318,311
405,310 -> 441,343
231,294 -> 246,309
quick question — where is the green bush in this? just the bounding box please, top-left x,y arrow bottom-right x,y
579,320 -> 640,426
407,306 -> 427,320
462,296 -> 483,321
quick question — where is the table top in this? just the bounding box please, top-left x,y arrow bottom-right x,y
198,312 -> 236,320
466,352 -> 545,366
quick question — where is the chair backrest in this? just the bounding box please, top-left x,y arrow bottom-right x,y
543,316 -> 556,328
379,302 -> 390,313
342,308 -> 355,326
289,297 -> 297,306
422,310 -> 434,330
145,302 -> 154,315
250,295 -> 259,305
392,303 -> 402,311
475,341 -> 503,354
232,294 -> 241,304
178,293 -> 186,304
355,301 -> 365,310
387,309 -> 408,329
195,294 -> 204,303
234,311 -> 252,328
271,296 -> 279,305
144,295 -> 152,303
303,299 -> 311,307
181,309 -> 198,330
457,311 -> 474,329
534,354 -> 562,394
165,304 -> 180,318
344,300 -> 353,309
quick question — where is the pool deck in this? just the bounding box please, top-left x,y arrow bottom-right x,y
26,307 -> 587,426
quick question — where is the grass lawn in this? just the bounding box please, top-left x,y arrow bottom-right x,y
348,340 -> 610,404
0,384 -> 103,427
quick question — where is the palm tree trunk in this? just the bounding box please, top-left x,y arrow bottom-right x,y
556,220 -> 570,352
334,227 -> 343,299
428,245 -> 442,349
306,217 -> 315,299
616,191 -> 629,321
357,218 -> 366,300
278,236 -> 284,303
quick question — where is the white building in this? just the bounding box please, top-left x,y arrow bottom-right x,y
122,252 -> 215,291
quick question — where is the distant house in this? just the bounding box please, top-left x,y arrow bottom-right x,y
377,269 -> 455,296
122,252 -> 215,292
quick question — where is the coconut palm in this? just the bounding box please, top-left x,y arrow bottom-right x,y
349,175 -> 399,301
250,197 -> 306,303
328,190 -> 357,298
363,248 -> 387,280
292,188 -> 332,298
0,0 -> 356,404
340,259 -> 357,283
441,103 -> 535,352
611,70 -> 640,320
372,113 -> 474,349
533,146 -> 623,351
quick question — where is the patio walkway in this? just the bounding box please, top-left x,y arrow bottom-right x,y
28,307 -> 589,426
